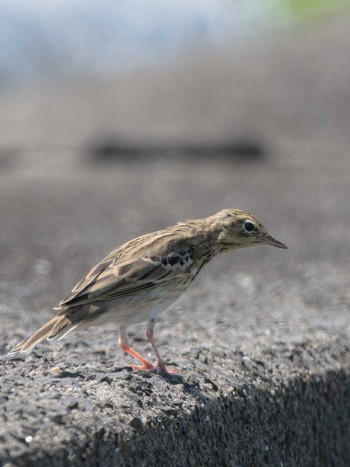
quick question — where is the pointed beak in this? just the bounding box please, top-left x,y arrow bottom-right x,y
258,234 -> 288,249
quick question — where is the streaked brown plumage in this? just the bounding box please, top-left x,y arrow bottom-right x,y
8,209 -> 287,373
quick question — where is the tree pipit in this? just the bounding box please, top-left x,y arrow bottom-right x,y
9,209 -> 287,373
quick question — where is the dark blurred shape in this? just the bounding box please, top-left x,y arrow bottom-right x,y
86,137 -> 266,165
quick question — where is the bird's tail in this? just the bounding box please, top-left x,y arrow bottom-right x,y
8,313 -> 79,354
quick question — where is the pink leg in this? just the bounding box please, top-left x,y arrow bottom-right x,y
119,326 -> 155,371
146,319 -> 177,374
119,324 -> 177,374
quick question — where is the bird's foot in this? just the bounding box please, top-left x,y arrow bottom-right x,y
130,362 -> 178,374
160,367 -> 178,375
129,361 -> 155,372
119,340 -> 178,374
155,361 -> 178,374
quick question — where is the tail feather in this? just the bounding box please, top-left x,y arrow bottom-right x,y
8,314 -> 76,354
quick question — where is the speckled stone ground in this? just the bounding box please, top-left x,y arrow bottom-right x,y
1,337 -> 349,466
0,12 -> 350,467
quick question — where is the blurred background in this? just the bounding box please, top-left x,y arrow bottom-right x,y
0,0 -> 349,356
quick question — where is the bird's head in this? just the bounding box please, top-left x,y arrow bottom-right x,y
212,208 -> 287,251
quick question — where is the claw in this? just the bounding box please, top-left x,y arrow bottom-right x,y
159,366 -> 178,374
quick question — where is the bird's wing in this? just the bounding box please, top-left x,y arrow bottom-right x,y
56,238 -> 194,309
56,247 -> 122,308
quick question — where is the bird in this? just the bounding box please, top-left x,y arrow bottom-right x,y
8,209 -> 287,373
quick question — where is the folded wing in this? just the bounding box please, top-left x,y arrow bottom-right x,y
56,242 -> 194,310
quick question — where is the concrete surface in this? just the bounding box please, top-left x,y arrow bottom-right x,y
0,12 -> 350,467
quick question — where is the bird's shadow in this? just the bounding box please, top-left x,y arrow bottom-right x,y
74,363 -> 213,403
120,365 -> 208,400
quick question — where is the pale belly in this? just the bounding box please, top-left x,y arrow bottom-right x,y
82,279 -> 192,327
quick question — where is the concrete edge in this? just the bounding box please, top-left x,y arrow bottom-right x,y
2,337 -> 349,467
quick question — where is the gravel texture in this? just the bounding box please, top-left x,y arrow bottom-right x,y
1,12 -> 350,467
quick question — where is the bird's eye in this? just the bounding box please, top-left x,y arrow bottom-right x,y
243,220 -> 256,233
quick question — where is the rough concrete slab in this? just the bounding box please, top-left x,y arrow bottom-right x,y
1,338 -> 349,466
0,11 -> 350,467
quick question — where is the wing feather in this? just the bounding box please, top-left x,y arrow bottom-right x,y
56,247 -> 122,308
56,237 -> 194,309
